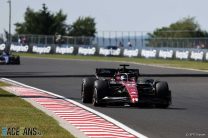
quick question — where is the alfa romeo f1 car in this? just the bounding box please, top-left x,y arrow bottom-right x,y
81,64 -> 171,108
0,52 -> 20,65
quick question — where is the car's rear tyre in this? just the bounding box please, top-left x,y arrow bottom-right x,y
155,81 -> 171,108
81,77 -> 96,103
92,80 -> 108,106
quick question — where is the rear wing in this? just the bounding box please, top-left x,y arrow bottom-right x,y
96,68 -> 140,77
96,68 -> 117,77
119,69 -> 140,75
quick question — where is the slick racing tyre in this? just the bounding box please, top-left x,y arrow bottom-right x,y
81,77 -> 96,103
92,80 -> 108,106
155,81 -> 171,108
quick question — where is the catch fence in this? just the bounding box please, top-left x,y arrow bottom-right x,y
1,31 -> 208,61
0,31 -> 208,49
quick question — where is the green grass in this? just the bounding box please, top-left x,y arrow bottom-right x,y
16,52 -> 208,71
0,86 -> 75,138
0,81 -> 10,87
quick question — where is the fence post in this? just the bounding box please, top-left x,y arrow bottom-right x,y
141,31 -> 144,48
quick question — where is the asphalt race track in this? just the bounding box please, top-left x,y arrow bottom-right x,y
1,57 -> 208,138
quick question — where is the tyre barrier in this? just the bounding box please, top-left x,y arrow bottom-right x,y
55,46 -> 74,54
206,52 -> 208,61
99,48 -> 121,56
78,47 -> 96,55
175,50 -> 189,60
141,49 -> 157,58
158,50 -> 173,59
1,43 -> 208,62
0,43 -> 6,51
10,44 -> 29,52
190,51 -> 204,61
123,49 -> 139,57
32,45 -> 51,54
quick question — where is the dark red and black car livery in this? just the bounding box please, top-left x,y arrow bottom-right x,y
81,64 -> 171,108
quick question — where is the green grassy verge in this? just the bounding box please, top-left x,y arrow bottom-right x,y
0,81 -> 10,87
0,82 -> 75,138
16,52 -> 208,71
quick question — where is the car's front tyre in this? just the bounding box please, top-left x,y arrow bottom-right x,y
81,77 -> 96,103
155,81 -> 171,108
92,80 -> 108,106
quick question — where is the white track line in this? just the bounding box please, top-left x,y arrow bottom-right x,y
1,78 -> 148,138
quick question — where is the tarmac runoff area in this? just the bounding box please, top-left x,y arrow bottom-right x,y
1,78 -> 148,138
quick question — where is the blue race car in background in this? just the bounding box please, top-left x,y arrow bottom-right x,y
0,51 -> 20,65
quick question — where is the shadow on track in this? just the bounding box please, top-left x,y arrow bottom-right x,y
99,106 -> 187,110
85,103 -> 187,110
1,73 -> 208,78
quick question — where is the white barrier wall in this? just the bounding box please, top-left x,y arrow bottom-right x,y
141,49 -> 157,58
123,49 -> 139,57
0,44 -> 5,50
190,51 -> 204,61
158,50 -> 173,59
206,52 -> 208,61
10,44 -> 29,52
99,48 -> 121,56
32,45 -> 51,54
78,47 -> 96,55
175,50 -> 189,60
55,46 -> 74,54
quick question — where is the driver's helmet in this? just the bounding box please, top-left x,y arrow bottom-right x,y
120,74 -> 127,81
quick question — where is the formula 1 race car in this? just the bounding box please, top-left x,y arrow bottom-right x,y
81,64 -> 172,108
0,52 -> 20,65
